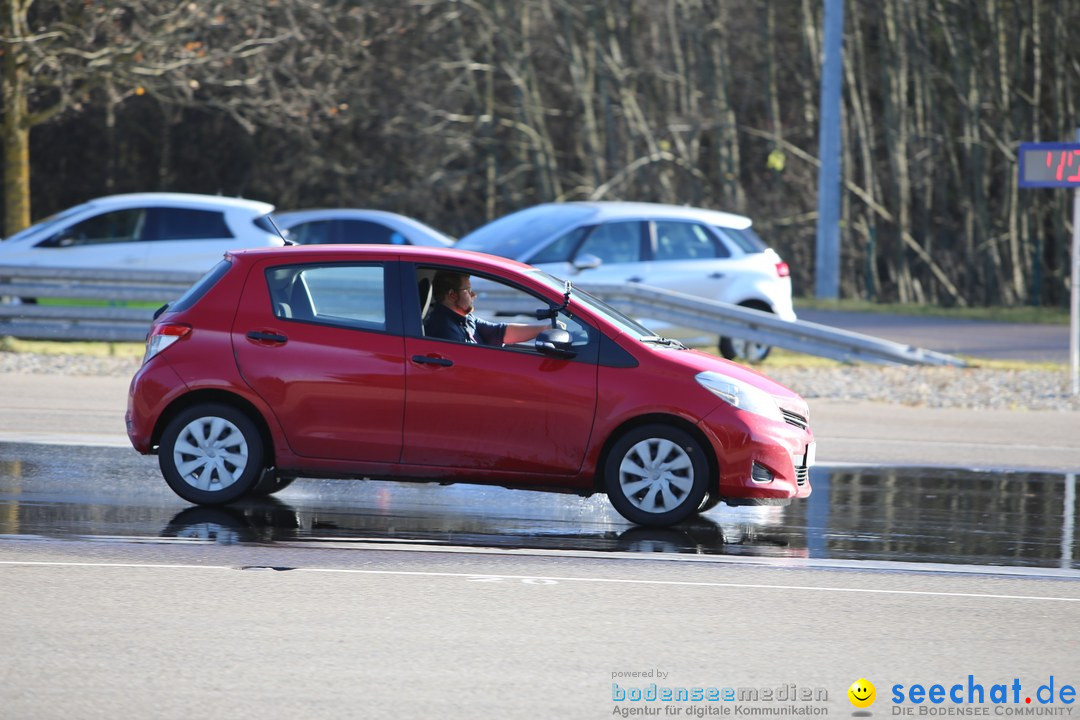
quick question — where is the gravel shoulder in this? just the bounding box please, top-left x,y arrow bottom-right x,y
3,350 -> 1078,411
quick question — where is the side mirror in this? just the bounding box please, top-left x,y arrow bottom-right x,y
572,253 -> 602,272
535,328 -> 576,358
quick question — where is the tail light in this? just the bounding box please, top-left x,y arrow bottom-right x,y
775,261 -> 790,278
144,323 -> 191,364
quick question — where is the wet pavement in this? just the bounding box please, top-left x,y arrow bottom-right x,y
0,441 -> 1076,571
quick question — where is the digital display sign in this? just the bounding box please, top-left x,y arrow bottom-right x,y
1019,142 -> 1080,187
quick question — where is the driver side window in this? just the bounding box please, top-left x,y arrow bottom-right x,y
417,265 -> 591,352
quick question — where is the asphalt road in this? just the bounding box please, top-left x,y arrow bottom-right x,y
797,308 -> 1071,363
3,541 -> 1079,720
1,368 -> 1079,719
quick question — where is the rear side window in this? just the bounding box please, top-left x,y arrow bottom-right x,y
285,220 -> 335,244
716,225 -> 767,254
267,264 -> 386,331
144,208 -> 233,241
285,220 -> 403,245
653,221 -> 730,260
341,220 -> 402,244
169,260 -> 233,312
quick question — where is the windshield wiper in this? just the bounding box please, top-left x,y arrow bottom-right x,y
640,335 -> 686,349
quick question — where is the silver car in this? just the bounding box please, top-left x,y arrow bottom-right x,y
275,209 -> 454,247
456,202 -> 796,362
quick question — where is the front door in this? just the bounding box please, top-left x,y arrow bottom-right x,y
402,268 -> 597,476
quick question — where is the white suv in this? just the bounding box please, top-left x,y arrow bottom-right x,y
0,192 -> 284,273
456,202 -> 795,362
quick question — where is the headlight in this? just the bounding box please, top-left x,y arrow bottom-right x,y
695,371 -> 783,422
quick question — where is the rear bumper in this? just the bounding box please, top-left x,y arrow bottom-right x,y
126,360 -> 189,454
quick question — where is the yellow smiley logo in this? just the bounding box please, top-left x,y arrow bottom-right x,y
848,678 -> 876,708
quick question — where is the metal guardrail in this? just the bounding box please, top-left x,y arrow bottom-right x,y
0,265 -> 967,366
574,282 -> 967,366
0,265 -> 202,342
480,281 -> 967,367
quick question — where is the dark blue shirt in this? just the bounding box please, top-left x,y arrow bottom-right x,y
424,302 -> 506,346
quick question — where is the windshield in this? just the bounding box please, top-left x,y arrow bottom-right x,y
528,270 -> 655,339
2,204 -> 88,244
456,204 -> 596,258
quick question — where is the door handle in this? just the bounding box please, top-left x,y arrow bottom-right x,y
708,272 -> 725,279
246,331 -> 288,344
411,355 -> 453,367
627,276 -> 643,283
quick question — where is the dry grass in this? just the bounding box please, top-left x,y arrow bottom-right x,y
0,337 -> 145,358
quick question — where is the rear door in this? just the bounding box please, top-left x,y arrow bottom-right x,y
643,220 -> 739,300
232,258 -> 406,462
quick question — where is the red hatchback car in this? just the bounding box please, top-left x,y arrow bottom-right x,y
127,246 -> 814,527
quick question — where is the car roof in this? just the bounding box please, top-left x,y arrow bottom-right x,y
275,208 -> 415,223
227,244 -> 534,271
549,201 -> 752,229
83,192 -> 274,215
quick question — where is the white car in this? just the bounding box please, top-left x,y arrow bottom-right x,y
274,208 -> 454,247
456,202 -> 795,362
0,192 -> 284,273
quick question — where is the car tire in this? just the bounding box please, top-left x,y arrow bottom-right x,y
697,492 -> 723,513
158,403 -> 266,505
604,424 -> 710,527
250,470 -> 297,497
719,336 -> 772,363
719,302 -> 774,363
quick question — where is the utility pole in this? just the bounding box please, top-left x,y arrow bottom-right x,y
814,0 -> 845,300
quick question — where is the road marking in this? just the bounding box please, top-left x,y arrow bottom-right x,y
826,437 -> 1080,453
3,559 -> 1080,603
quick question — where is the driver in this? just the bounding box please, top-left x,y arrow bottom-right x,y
424,270 -> 554,346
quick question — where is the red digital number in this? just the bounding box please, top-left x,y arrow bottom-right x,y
1049,150 -> 1080,182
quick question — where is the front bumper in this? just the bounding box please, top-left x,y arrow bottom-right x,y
697,405 -> 814,504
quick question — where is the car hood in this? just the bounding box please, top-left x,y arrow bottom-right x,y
647,344 -> 806,402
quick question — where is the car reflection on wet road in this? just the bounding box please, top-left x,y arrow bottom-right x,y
0,441 -> 1076,571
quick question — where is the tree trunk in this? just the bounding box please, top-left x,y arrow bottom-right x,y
2,0 -> 31,234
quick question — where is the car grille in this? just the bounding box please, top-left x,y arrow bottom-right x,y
781,409 -> 808,430
795,465 -> 809,486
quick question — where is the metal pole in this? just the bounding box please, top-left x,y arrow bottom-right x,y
1071,187 -> 1079,395
815,0 -> 845,300
1070,128 -> 1080,395
1063,473 -> 1076,570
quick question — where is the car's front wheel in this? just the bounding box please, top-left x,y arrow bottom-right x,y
158,403 -> 266,505
604,424 -> 710,527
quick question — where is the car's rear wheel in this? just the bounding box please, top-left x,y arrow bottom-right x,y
159,403 -> 266,505
719,302 -> 773,363
604,424 -> 710,527
720,336 -> 772,363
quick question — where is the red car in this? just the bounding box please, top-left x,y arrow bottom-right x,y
127,246 -> 814,527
